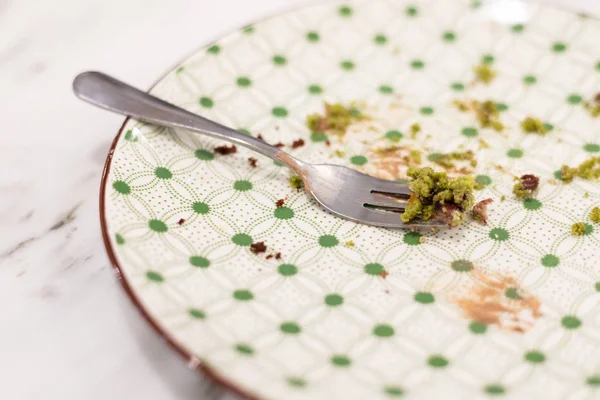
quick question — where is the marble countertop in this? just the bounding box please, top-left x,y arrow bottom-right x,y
1,0 -> 598,399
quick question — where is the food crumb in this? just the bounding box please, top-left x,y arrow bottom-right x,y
275,252 -> 281,260
345,240 -> 355,247
275,142 -> 285,148
334,149 -> 346,158
419,236 -> 425,243
325,140 -> 331,146
248,157 -> 258,168
214,144 -> 237,155
584,192 -> 590,198
275,199 -> 285,208
257,134 -> 264,140
266,254 -> 273,260
177,218 -> 185,225
473,62 -> 496,84
513,174 -> 539,198
379,270 -> 389,279
291,139 -> 305,149
472,198 -> 493,225
250,241 -> 267,254
500,195 -> 506,202
559,157 -> 600,183
410,123 -> 421,139
306,102 -> 366,136
590,207 -> 600,223
289,175 -> 304,189
521,117 -> 548,135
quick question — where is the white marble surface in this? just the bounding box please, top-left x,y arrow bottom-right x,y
1,0 -> 598,399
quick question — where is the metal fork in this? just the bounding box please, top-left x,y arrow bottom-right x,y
73,72 -> 443,228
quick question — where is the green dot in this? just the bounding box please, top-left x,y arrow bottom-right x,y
199,97 -> 213,108
195,149 -> 214,160
308,85 -> 323,94
523,75 -> 537,85
587,376 -> 600,386
410,59 -> 424,69
280,322 -> 301,334
207,45 -> 220,54
319,235 -> 339,248
484,384 -> 505,395
113,180 -> 130,194
512,24 -> 525,33
232,233 -> 252,246
188,308 -> 205,319
149,219 -> 168,233
543,122 -> 554,132
233,289 -> 253,301
583,224 -> 594,235
192,202 -> 210,214
476,175 -> 492,187
451,82 -> 465,91
462,127 -> 478,137
238,128 -> 250,135
427,152 -> 443,162
189,256 -> 210,268
115,233 -> 125,245
306,31 -> 319,42
365,263 -> 384,275
331,355 -> 351,367
176,67 -> 184,73
124,129 -> 137,141
403,231 -> 422,245
373,324 -> 395,337
451,260 -> 473,272
523,198 -> 542,210
471,0 -> 482,8
584,143 -> 600,153
469,321 -> 487,334
567,94 -> 583,104
554,170 -> 564,181
242,25 -> 254,33
379,85 -> 393,94
482,54 -> 495,64
505,288 -> 520,300
146,271 -> 164,282
415,292 -> 435,304
540,254 -> 559,268
552,42 -> 567,52
596,61 -> 600,71
489,228 -> 509,241
325,294 -> 343,306
278,264 -> 298,277
428,355 -> 449,368
310,132 -> 328,142
420,106 -> 434,115
236,76 -> 251,87
273,55 -> 287,65
385,130 -> 403,141
287,377 -> 306,388
384,386 -> 404,397
406,6 -> 418,16
235,344 -> 254,355
595,282 -> 600,292
442,31 -> 456,42
350,155 -> 368,165
496,103 -> 509,112
274,207 -> 294,220
340,60 -> 355,70
155,167 -> 172,179
525,350 -> 545,363
507,148 -> 523,158
272,107 -> 288,117
339,5 -> 352,16
374,34 -> 387,45
234,180 -> 252,191
562,315 -> 582,329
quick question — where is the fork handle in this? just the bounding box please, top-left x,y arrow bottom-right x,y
73,71 -> 298,165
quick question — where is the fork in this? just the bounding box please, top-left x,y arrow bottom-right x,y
73,71 -> 443,228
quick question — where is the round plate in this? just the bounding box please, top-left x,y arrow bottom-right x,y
102,1 -> 600,399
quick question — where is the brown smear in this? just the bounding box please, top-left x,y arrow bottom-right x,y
454,269 -> 542,333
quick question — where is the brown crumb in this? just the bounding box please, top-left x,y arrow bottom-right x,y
275,252 -> 281,260
472,198 -> 493,225
274,142 -> 284,148
275,199 -> 285,208
291,139 -> 305,149
248,157 -> 258,168
325,140 -> 331,146
250,242 -> 267,254
177,218 -> 185,225
513,174 -> 539,198
266,254 -> 274,260
379,270 -> 389,279
214,144 -> 237,155
257,134 -> 264,140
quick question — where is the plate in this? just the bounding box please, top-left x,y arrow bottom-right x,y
101,1 -> 600,398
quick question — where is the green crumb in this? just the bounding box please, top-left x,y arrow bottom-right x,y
478,138 -> 490,149
473,62 -> 496,84
334,149 -> 346,158
345,240 -> 355,247
500,195 -> 506,202
430,150 -> 477,171
306,102 -> 365,136
512,174 -> 539,198
572,222 -> 586,236
590,207 -> 600,223
289,175 -> 304,189
521,117 -> 548,135
584,94 -> 600,117
410,123 -> 421,139
453,99 -> 504,131
400,167 -> 476,227
409,149 -> 422,165
559,157 -> 600,183
453,99 -> 471,112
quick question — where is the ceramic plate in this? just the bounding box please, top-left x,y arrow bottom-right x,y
101,0 -> 600,398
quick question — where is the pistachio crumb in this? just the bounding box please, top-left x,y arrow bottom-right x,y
345,240 -> 355,247
289,175 -> 304,189
571,222 -> 586,236
513,174 -> 539,198
590,207 -> 600,223
521,117 -> 548,135
473,62 -> 496,84
410,123 -> 421,139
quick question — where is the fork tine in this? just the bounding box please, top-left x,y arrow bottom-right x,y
368,177 -> 412,196
355,207 -> 444,228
